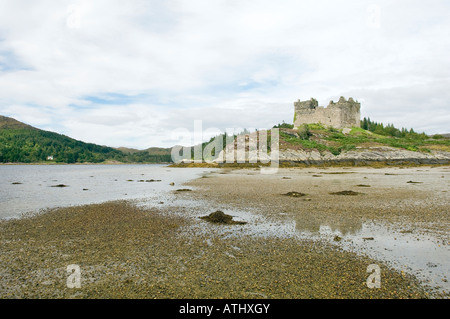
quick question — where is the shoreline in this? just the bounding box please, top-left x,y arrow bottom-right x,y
0,162 -> 172,166
168,160 -> 450,169
1,166 -> 448,298
2,157 -> 449,167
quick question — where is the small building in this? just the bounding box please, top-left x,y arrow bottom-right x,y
47,156 -> 54,161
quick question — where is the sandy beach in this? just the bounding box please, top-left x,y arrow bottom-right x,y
0,166 -> 448,298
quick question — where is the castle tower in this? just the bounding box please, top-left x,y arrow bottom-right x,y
293,97 -> 361,129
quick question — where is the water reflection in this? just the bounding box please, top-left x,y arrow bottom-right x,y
292,213 -> 362,235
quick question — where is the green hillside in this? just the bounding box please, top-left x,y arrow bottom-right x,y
0,116 -> 172,164
276,118 -> 450,155
176,119 -> 449,167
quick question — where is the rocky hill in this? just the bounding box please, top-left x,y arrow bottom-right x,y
180,124 -> 450,167
275,125 -> 450,165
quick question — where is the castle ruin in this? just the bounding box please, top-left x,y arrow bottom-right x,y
293,96 -> 361,129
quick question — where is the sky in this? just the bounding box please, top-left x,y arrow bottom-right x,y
0,0 -> 449,149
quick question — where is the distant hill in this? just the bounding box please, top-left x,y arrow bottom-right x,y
0,115 -> 36,130
0,115 -> 173,164
118,146 -> 173,163
146,147 -> 173,155
115,146 -> 140,154
116,146 -> 172,155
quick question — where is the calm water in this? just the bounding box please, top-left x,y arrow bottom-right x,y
0,164 -> 213,219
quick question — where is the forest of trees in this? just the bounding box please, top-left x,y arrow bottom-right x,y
360,117 -> 427,138
0,128 -> 172,164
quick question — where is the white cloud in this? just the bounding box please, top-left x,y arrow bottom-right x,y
0,0 -> 449,148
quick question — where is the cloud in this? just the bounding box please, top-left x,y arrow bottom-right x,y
0,0 -> 449,148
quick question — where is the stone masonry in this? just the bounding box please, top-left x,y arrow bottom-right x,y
293,96 -> 361,129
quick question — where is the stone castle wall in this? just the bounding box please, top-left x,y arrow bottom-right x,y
293,97 -> 361,129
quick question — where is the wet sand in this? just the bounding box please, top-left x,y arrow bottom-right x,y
0,166 -> 448,298
185,165 -> 449,296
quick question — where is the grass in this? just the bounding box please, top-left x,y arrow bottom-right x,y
279,125 -> 450,155
280,131 -> 355,156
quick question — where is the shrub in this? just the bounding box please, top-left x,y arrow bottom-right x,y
297,124 -> 312,140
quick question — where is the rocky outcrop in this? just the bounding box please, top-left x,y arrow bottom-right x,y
213,143 -> 450,165
279,146 -> 450,165
210,129 -> 450,166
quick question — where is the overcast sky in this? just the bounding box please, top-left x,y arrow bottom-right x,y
0,0 -> 449,148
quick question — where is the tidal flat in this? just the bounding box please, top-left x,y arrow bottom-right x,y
184,166 -> 449,297
0,166 -> 448,298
